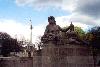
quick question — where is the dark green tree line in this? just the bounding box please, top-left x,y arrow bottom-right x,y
0,32 -> 22,57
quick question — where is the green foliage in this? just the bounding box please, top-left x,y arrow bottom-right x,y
74,26 -> 85,40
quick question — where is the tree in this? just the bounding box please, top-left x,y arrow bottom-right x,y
86,26 -> 100,66
74,26 -> 85,40
87,26 -> 100,48
0,32 -> 22,57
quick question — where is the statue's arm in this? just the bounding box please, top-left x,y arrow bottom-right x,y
58,25 -> 70,32
65,26 -> 70,32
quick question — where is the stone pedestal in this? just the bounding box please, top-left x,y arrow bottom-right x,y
41,42 -> 94,67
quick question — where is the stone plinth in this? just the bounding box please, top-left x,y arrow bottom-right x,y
41,42 -> 94,67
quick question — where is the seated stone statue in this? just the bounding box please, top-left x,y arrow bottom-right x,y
41,16 -> 68,44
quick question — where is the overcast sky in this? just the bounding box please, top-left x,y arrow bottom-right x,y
0,0 -> 100,44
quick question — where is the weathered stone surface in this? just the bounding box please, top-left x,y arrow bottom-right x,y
41,43 -> 94,67
0,57 -> 33,67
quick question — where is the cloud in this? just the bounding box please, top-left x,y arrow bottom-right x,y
69,13 -> 99,26
32,23 -> 47,43
15,0 -> 100,18
0,19 -> 46,44
15,0 -> 76,12
55,15 -> 90,31
15,0 -> 100,26
75,0 -> 100,18
0,19 -> 30,39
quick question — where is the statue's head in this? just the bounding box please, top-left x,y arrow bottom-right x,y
48,16 -> 56,24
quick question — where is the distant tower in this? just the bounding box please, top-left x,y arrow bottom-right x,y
30,19 -> 33,44
27,19 -> 33,57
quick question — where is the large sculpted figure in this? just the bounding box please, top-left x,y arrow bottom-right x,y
41,16 -> 81,45
41,16 -> 68,44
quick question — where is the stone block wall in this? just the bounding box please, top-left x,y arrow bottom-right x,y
41,43 -> 94,67
0,57 -> 33,67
